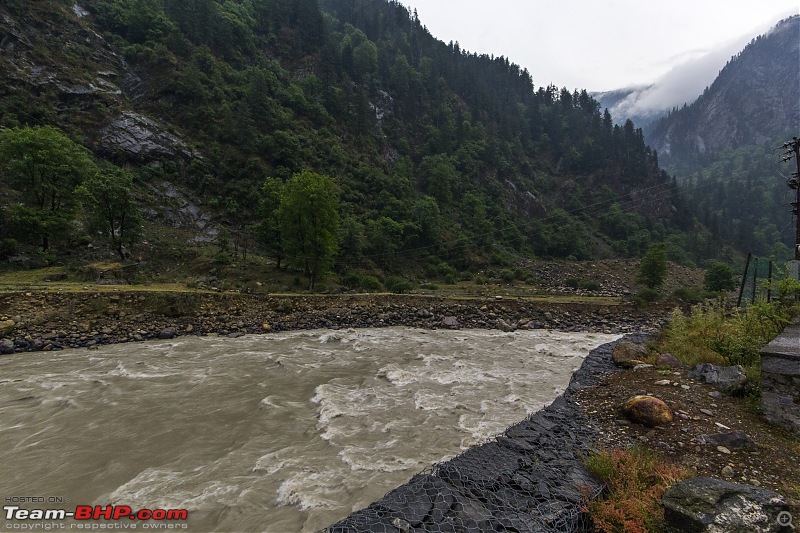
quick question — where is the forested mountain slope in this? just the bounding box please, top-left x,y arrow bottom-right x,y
648,15 -> 800,175
0,0 -> 701,283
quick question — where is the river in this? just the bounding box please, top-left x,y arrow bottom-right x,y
0,328 -> 619,532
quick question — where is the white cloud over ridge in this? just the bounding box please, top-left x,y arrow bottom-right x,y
607,19 -> 786,122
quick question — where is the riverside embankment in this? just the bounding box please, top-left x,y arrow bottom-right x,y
0,291 -> 667,353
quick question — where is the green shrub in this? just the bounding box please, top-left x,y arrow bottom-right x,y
342,270 -> 383,292
565,277 -> 581,289
671,287 -> 704,304
660,300 -> 793,370
384,276 -> 413,294
638,288 -> 660,302
704,263 -> 736,292
0,238 -> 19,259
499,269 -> 514,282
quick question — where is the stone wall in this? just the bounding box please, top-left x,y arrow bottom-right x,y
760,322 -> 800,435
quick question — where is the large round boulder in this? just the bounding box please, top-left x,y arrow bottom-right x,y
622,395 -> 674,427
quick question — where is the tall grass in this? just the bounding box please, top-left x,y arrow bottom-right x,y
659,300 -> 794,369
584,447 -> 687,533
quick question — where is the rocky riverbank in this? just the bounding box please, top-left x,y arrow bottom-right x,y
0,290 -> 667,354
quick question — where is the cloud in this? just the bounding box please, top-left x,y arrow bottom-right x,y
608,36 -> 750,120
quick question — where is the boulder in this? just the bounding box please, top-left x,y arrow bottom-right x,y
158,327 -> 177,339
441,316 -> 460,329
662,477 -> 790,532
495,319 -> 515,332
657,353 -> 688,370
621,395 -> 673,427
612,342 -> 649,369
0,339 -> 15,355
699,431 -> 758,452
689,363 -> 747,394
0,320 -> 15,335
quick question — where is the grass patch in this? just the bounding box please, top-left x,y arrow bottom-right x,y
658,300 -> 794,369
584,446 -> 687,533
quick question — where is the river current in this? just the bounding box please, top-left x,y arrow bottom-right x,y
0,328 -> 619,532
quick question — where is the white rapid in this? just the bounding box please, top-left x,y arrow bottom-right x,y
0,328 -> 619,532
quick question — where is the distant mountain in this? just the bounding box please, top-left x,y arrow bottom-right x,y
592,85 -> 663,133
647,15 -> 800,174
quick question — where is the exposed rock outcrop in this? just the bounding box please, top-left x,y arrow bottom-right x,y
662,477 -> 791,532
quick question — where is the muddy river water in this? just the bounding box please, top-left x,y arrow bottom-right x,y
0,328 -> 618,532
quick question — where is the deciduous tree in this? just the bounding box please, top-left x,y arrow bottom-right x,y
279,170 -> 339,289
0,126 -> 97,249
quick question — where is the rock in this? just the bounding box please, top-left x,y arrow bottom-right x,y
717,446 -> 732,454
708,391 -> 723,399
611,341 -> 649,369
0,320 -> 15,335
98,111 -> 200,161
13,338 -> 30,350
699,408 -> 714,416
261,323 -> 271,331
441,316 -> 460,329
656,353 -> 687,369
655,379 -> 672,386
700,431 -> 758,452
688,363 -> 747,394
185,324 -> 194,333
0,339 -> 15,354
495,319 -> 515,332
158,327 -> 177,339
662,477 -> 790,532
622,395 -> 674,427
721,465 -> 735,477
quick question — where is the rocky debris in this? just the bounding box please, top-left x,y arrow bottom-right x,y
0,291 -> 664,354
495,318 -> 515,332
689,363 -> 747,394
657,352 -> 687,369
611,341 -> 649,368
0,320 -> 15,335
98,112 -> 200,162
157,327 -> 176,339
700,431 -> 758,452
0,339 -> 15,355
622,395 -> 674,427
143,181 -> 216,242
440,316 -> 460,329
662,477 -> 791,533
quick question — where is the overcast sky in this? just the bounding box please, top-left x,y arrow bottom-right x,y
406,1 -> 798,93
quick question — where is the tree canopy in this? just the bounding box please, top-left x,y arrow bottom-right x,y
278,170 -> 340,289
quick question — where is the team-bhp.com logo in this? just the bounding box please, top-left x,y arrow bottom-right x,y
4,505 -> 188,528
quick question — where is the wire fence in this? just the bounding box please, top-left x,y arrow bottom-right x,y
737,253 -> 800,307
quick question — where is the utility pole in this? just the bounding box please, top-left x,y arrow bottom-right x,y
782,137 -> 800,260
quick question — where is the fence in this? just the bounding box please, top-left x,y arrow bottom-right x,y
737,253 -> 800,306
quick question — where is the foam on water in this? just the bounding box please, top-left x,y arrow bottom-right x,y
0,327 -> 619,532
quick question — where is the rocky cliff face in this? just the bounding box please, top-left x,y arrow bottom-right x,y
647,15 -> 800,171
0,2 -> 195,163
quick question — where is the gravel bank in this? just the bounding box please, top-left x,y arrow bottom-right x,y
0,291 -> 665,353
